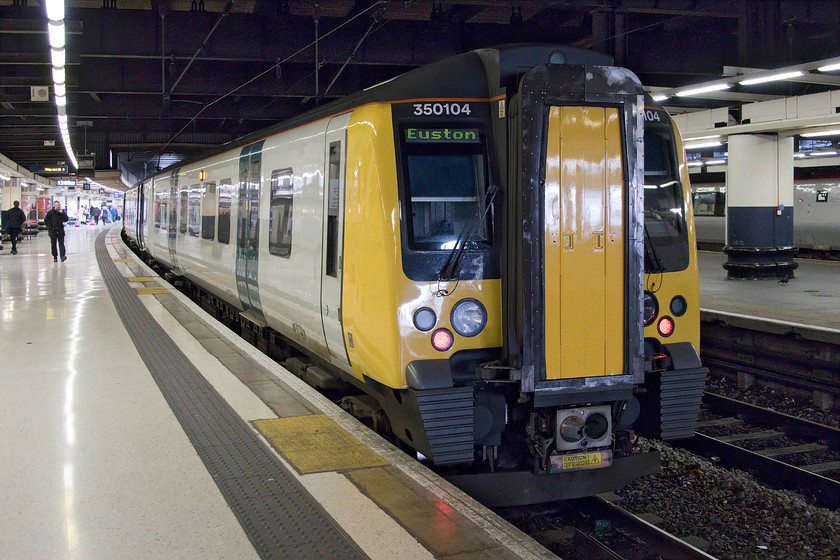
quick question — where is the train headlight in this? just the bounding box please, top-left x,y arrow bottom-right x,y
431,328 -> 454,352
643,291 -> 658,326
559,415 -> 585,443
451,299 -> 487,337
584,413 -> 610,440
670,295 -> 687,317
413,307 -> 437,331
556,406 -> 613,450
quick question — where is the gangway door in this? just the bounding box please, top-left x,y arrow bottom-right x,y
505,64 -> 646,389
543,106 -> 624,379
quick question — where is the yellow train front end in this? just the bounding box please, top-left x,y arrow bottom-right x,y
336,47 -> 706,506
342,93 -> 507,465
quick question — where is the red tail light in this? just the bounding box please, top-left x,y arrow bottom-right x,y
657,316 -> 674,337
431,329 -> 454,352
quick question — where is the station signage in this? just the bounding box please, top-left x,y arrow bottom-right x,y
83,183 -> 91,190
32,165 -> 69,174
56,179 -> 77,186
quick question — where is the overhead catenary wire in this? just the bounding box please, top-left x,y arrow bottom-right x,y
158,0 -> 388,157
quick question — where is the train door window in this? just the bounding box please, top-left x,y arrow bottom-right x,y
202,181 -> 216,240
400,126 -> 490,251
217,179 -> 232,244
179,189 -> 188,234
326,143 -> 341,276
188,184 -> 201,236
155,190 -> 167,229
268,168 -> 293,258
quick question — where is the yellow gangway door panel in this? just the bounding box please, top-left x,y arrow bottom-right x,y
544,106 -> 625,380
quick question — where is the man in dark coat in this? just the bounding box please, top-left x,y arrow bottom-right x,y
6,200 -> 27,254
90,205 -> 101,224
43,200 -> 69,262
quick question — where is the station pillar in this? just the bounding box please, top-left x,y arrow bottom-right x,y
723,134 -> 797,279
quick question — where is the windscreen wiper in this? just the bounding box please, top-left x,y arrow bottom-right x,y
439,184 -> 499,281
644,224 -> 665,274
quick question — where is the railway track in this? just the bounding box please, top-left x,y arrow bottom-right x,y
680,392 -> 840,509
499,494 -> 717,560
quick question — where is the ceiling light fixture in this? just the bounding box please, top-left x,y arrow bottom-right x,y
817,61 -> 840,72
739,70 -> 804,85
801,129 -> 840,138
675,83 -> 732,97
684,141 -> 723,150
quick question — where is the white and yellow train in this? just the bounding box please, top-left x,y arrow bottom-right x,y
123,45 -> 707,506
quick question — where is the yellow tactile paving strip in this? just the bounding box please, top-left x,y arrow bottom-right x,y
114,258 -> 133,262
127,276 -> 157,282
135,286 -> 170,295
254,415 -> 387,474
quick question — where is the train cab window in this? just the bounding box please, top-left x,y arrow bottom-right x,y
188,184 -> 201,237
268,168 -> 293,258
400,126 -> 491,251
179,189 -> 189,234
218,179 -> 232,244
644,130 -> 689,272
201,182 -> 216,240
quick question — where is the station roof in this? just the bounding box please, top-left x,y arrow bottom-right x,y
1,0 -> 839,190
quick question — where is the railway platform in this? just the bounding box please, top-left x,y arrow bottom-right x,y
0,225 -> 553,560
698,251 -> 840,343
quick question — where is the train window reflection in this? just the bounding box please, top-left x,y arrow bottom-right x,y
401,127 -> 491,251
644,130 -> 689,272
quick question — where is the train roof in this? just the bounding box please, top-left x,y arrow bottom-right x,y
139,44 -> 615,184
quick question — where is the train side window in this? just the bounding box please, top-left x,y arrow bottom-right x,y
218,179 -> 232,244
326,143 -> 341,277
179,189 -> 189,234
268,168 -> 293,258
188,184 -> 201,237
202,182 -> 216,240
155,190 -> 167,229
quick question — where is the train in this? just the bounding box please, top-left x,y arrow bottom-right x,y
122,44 -> 707,507
693,178 -> 840,257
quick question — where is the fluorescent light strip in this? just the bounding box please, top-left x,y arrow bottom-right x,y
818,62 -> 840,72
684,141 -> 723,150
801,129 -> 840,138
739,70 -> 804,85
686,161 -> 704,167
651,94 -> 669,102
51,47 -> 65,68
675,83 -> 732,97
705,159 -> 727,165
810,151 -> 838,157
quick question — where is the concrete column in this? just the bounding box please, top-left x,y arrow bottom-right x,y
1,177 -> 23,228
723,134 -> 797,279
1,177 -> 22,210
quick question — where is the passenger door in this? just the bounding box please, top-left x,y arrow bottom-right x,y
235,141 -> 267,324
321,115 -> 351,366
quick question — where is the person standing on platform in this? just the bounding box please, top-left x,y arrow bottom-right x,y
91,205 -> 100,225
6,200 -> 27,255
44,200 -> 69,262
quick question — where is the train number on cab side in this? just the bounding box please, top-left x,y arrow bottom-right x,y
413,103 -> 472,116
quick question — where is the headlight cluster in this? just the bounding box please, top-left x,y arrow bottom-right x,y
644,292 -> 687,338
413,299 -> 488,352
555,406 -> 612,451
